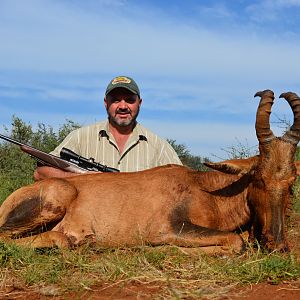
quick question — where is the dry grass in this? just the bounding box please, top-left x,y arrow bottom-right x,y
1,235 -> 300,299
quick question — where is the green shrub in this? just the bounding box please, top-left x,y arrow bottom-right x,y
0,116 -> 80,204
167,139 -> 210,171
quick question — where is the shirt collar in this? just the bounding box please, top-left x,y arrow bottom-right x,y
98,120 -> 147,142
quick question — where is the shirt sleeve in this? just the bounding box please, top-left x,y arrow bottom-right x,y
157,140 -> 183,166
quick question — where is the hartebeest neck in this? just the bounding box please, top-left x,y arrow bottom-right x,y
191,171 -> 251,231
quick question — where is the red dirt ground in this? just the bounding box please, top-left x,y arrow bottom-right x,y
1,280 -> 300,300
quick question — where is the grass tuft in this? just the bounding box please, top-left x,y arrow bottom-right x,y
0,241 -> 299,298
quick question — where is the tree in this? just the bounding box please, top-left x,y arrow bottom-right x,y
167,139 -> 210,171
0,116 -> 80,204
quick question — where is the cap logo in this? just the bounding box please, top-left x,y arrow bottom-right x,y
111,76 -> 131,85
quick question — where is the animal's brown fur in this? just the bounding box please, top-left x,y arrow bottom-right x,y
0,90 -> 299,255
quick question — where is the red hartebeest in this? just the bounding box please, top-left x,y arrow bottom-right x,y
0,90 -> 299,254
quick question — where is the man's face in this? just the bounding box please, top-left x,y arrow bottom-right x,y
104,88 -> 142,127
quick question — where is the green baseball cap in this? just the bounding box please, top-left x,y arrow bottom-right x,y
105,76 -> 140,97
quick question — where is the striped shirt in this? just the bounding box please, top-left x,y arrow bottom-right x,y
50,120 -> 182,172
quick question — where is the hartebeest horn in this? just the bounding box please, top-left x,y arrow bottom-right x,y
254,90 -> 275,144
279,92 -> 300,145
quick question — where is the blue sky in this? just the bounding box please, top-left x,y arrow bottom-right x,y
1,0 -> 300,159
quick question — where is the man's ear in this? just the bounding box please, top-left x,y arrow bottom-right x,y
204,156 -> 259,175
104,97 -> 108,109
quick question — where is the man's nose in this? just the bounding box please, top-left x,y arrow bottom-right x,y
118,100 -> 128,109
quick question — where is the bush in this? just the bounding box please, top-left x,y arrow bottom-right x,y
167,139 -> 210,171
0,116 -> 80,204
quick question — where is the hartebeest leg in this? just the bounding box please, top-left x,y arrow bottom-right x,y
0,178 -> 78,237
11,231 -> 70,248
154,230 -> 245,255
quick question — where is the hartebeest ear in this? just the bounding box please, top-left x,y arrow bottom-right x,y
295,161 -> 300,176
204,156 -> 259,175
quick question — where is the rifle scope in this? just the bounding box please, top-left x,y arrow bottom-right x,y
60,147 -> 119,172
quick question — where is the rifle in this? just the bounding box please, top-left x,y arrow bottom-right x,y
0,133 -> 119,173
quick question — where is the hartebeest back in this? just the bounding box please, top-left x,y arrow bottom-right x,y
0,90 -> 299,254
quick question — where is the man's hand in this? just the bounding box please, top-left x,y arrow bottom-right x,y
34,166 -> 102,181
34,166 -> 79,181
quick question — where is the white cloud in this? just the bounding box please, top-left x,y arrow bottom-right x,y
142,118 -> 257,159
0,87 -> 295,159
271,0 -> 300,8
195,2 -> 235,19
246,0 -> 300,23
0,0 -> 300,157
1,0 -> 300,78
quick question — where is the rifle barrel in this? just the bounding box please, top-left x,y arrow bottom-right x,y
0,134 -> 119,173
0,133 -> 23,147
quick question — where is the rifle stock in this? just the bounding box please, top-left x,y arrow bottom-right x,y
0,133 -> 119,173
20,144 -> 87,173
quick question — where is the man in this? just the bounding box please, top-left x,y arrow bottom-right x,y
34,76 -> 182,180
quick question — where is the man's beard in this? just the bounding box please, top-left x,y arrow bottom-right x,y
108,107 -> 140,127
